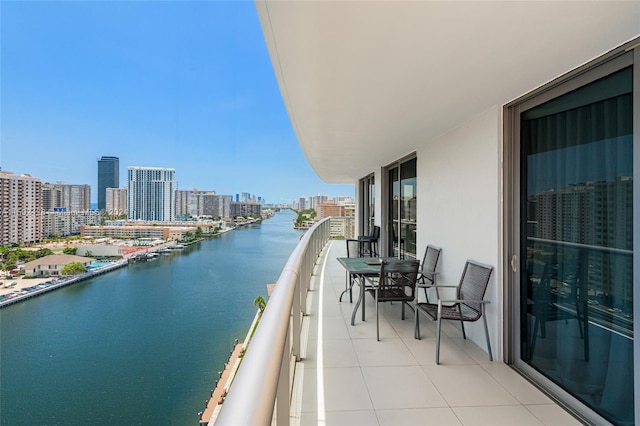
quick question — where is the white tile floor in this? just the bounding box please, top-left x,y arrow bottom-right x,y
290,241 -> 582,426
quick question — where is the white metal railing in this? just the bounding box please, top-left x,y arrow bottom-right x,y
215,217 -> 331,425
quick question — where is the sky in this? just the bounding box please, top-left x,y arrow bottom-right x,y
0,1 -> 354,205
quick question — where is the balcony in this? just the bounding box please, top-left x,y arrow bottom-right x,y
215,219 -> 580,425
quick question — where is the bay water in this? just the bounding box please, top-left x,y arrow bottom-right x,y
0,210 -> 302,425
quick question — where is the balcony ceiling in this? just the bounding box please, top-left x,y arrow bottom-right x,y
256,1 -> 639,183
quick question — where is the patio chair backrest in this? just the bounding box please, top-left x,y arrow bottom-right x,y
457,261 -> 493,319
420,245 -> 441,282
371,225 -> 380,239
379,259 -> 419,297
346,239 -> 361,258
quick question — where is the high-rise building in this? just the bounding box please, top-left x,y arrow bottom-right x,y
97,156 -> 119,210
58,183 -> 91,211
106,188 -> 128,215
0,170 -> 42,246
42,183 -> 62,211
42,182 -> 90,212
127,166 -> 175,221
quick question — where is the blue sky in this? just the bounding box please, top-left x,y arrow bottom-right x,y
0,1 -> 354,204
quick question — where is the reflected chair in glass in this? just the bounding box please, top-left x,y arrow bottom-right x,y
364,259 -> 419,341
417,245 -> 441,302
339,239 -> 362,302
358,225 -> 380,257
527,259 -> 587,361
414,260 -> 493,364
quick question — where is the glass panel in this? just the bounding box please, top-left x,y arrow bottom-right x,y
369,176 -> 375,232
521,67 -> 633,425
388,167 -> 399,257
400,158 -> 417,258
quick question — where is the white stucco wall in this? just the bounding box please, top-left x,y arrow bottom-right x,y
416,105 -> 503,360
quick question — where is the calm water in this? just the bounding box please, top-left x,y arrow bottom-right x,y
0,210 -> 302,425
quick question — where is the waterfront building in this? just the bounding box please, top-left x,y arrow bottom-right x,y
127,167 -> 175,222
97,156 -> 119,210
174,190 -> 231,218
0,170 -> 42,246
42,210 -> 103,238
308,194 -> 328,210
316,200 -> 343,219
217,3 -> 640,425
174,189 -> 194,217
106,188 -> 127,216
80,222 -> 221,241
230,201 -> 261,219
293,197 -> 306,211
22,254 -> 94,277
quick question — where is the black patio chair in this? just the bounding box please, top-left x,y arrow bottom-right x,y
339,239 -> 362,302
417,245 -> 441,302
414,260 -> 493,364
358,225 -> 380,257
365,258 -> 419,341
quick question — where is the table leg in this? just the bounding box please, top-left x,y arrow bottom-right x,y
351,274 -> 366,326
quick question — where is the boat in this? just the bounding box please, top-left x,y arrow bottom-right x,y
172,244 -> 185,249
3,281 -> 17,288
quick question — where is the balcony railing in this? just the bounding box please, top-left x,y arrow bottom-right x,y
216,217 -> 332,425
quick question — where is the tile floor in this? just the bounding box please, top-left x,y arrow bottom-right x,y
290,240 -> 582,426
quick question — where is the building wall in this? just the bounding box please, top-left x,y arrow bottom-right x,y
106,188 -> 127,215
127,167 -> 175,221
0,171 -> 42,246
42,211 -> 103,238
97,156 -> 119,210
56,183 -> 91,211
416,105 -> 502,359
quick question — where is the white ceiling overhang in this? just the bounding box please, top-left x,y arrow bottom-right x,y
256,1 -> 640,183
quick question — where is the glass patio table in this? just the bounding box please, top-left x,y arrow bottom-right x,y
337,257 -> 395,326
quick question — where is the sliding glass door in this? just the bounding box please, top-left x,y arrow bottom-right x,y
387,157 -> 416,258
359,174 -> 375,236
510,51 -> 636,425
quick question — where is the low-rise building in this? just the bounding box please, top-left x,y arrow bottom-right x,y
22,254 -> 94,277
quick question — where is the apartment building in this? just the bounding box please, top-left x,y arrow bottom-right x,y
42,210 -> 103,238
127,167 -> 175,222
230,201 -> 261,218
0,170 -> 42,246
106,188 -> 127,215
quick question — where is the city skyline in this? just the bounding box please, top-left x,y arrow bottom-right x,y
0,1 -> 354,204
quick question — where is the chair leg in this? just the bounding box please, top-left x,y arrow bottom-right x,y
436,301 -> 443,364
460,322 -> 466,339
376,291 -> 380,341
482,309 -> 493,361
401,301 -> 405,320
414,305 -> 421,339
436,317 -> 442,365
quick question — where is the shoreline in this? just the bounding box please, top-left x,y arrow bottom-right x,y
0,260 -> 128,308
0,227 -> 239,308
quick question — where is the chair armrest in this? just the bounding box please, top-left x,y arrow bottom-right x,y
437,299 -> 491,305
417,283 -> 457,288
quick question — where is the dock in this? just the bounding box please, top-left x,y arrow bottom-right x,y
0,260 -> 127,309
